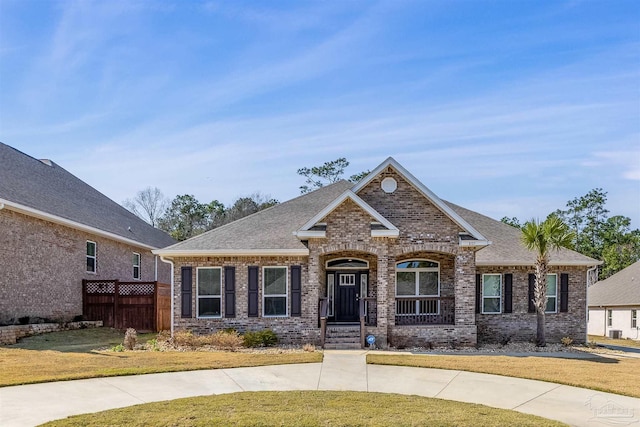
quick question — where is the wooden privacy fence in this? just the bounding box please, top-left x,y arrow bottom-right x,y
82,280 -> 171,332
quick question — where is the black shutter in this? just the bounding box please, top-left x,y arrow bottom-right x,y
248,266 -> 259,317
291,265 -> 302,317
181,266 -> 192,318
560,273 -> 569,313
475,274 -> 481,314
504,273 -> 513,313
224,266 -> 236,318
528,274 -> 536,313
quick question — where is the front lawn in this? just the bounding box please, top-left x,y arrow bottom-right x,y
367,353 -> 640,398
588,334 -> 640,348
42,391 -> 567,427
1,328 -> 321,387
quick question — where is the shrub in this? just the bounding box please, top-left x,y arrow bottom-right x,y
209,330 -> 244,350
561,336 -> 574,347
302,343 -> 316,352
173,330 -> 201,347
111,344 -> 125,352
18,316 -> 29,325
244,329 -> 278,347
123,328 -> 137,350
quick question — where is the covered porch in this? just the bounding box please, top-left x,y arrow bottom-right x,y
316,249 -> 476,348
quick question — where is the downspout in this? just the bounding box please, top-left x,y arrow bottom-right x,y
154,256 -> 158,281
586,265 -> 598,342
159,256 -> 175,337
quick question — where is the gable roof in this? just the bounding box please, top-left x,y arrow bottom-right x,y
352,157 -> 488,245
0,143 -> 175,250
446,201 -> 600,266
154,156 -> 600,267
154,181 -> 353,256
295,190 -> 399,239
588,261 -> 640,307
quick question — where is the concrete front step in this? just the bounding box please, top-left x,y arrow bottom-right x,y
324,342 -> 362,350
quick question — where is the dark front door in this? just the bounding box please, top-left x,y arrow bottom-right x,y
335,272 -> 359,322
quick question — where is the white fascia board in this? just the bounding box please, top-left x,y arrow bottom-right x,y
476,260 -> 603,267
459,239 -> 491,247
294,230 -> 326,238
1,198 -> 157,250
351,157 -> 488,242
152,248 -> 310,257
296,190 -> 399,236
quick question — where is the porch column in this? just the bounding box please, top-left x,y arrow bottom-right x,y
376,253 -> 389,343
307,251 -> 321,320
454,248 -> 476,326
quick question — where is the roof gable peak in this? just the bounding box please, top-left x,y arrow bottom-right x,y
351,157 -> 488,244
295,190 -> 399,239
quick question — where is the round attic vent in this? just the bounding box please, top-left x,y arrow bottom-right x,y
381,177 -> 397,193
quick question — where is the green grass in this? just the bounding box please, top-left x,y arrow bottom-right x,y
8,327 -> 155,353
588,334 -> 640,348
42,391 -> 567,427
367,353 -> 640,398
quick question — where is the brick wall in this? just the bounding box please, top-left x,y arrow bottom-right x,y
0,209 -> 170,324
171,256 -> 321,344
357,167 -> 463,244
475,266 -> 588,344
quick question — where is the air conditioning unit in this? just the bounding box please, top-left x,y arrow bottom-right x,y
609,330 -> 622,339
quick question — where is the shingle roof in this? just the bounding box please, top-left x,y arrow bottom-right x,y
445,201 -> 600,266
158,180 -> 353,254
588,261 -> 640,307
0,143 -> 175,249
155,159 -> 599,267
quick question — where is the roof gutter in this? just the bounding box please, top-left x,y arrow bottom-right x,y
152,248 -> 310,257
0,198 -> 157,251
476,260 -> 603,267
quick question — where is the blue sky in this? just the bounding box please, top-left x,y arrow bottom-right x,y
1,0 -> 639,227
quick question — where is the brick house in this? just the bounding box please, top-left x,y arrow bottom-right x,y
154,157 -> 599,348
0,143 -> 175,325
588,260 -> 640,340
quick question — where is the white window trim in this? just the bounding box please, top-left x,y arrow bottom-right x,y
327,274 -> 335,317
394,259 -> 440,297
263,266 -> 288,318
196,267 -> 222,319
133,252 -> 141,280
481,274 -> 502,314
86,240 -> 97,274
546,273 -> 558,314
395,259 -> 440,316
607,309 -> 613,327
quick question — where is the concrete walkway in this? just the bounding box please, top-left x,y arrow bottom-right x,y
1,350 -> 639,427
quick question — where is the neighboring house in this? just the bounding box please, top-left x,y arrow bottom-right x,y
588,261 -> 640,340
153,157 -> 600,348
0,143 -> 175,325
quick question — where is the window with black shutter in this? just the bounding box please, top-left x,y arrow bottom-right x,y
248,266 -> 259,317
181,266 -> 193,318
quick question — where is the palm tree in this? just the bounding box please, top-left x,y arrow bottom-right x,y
521,216 -> 575,347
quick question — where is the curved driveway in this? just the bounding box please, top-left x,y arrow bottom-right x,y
1,350 -> 639,427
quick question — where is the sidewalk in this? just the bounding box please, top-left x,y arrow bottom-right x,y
1,350 -> 639,427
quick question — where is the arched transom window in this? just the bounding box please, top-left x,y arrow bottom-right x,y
326,258 -> 369,269
396,260 -> 439,297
